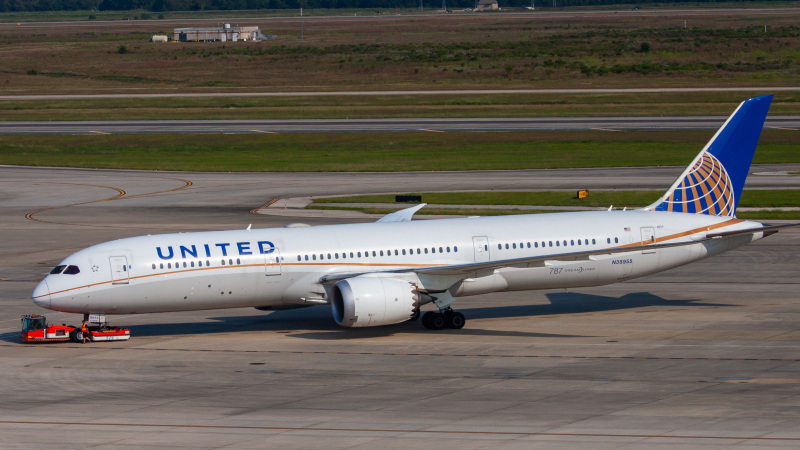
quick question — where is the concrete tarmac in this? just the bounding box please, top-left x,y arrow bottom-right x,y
1,166 -> 800,448
2,116 -> 800,135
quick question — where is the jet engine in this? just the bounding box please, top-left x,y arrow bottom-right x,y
331,276 -> 419,327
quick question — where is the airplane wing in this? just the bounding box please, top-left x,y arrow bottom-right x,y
376,204 -> 426,223
319,222 -> 799,284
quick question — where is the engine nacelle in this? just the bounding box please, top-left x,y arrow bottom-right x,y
331,276 -> 419,327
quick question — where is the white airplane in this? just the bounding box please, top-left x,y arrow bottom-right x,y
32,95 -> 797,330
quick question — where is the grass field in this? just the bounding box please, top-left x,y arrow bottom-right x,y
1,7 -> 799,121
2,91 -> 799,121
310,190 -> 800,220
313,190 -> 800,208
1,130 -> 798,171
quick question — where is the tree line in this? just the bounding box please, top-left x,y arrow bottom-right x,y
0,0 -> 781,13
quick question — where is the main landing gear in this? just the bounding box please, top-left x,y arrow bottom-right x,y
421,308 -> 466,330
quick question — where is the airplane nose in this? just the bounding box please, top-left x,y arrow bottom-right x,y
32,278 -> 51,309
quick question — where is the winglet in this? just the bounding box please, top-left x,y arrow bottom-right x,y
377,203 -> 426,223
646,95 -> 773,216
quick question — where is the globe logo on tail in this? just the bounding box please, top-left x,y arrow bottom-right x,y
653,151 -> 735,216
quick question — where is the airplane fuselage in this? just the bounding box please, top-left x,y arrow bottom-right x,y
33,210 -> 762,315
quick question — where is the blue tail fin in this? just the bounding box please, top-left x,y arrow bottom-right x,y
647,95 -> 773,216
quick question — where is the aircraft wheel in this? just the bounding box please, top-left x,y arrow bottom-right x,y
422,311 -> 446,330
445,311 -> 466,329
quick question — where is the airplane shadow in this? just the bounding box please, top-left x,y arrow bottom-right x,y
119,291 -> 730,341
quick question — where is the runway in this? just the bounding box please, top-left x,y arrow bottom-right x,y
2,86 -> 800,101
3,116 -> 800,134
1,165 -> 800,447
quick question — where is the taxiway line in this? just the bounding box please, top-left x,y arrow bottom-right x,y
8,345 -> 799,362
0,420 -> 797,441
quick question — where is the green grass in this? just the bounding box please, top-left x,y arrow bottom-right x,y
1,131 -> 799,172
311,190 -> 800,220
316,189 -> 800,208
308,205 -> 573,216
2,92 -> 799,121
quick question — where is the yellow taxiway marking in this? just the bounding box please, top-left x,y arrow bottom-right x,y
417,128 -> 445,133
590,127 -> 622,132
251,129 -> 278,134
89,130 -> 111,135
767,126 -> 797,131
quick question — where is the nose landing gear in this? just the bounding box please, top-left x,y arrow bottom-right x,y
421,308 -> 465,330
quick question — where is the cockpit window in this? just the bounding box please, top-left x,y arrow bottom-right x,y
63,265 -> 80,275
49,265 -> 66,275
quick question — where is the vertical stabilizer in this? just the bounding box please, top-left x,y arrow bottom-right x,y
646,95 -> 773,216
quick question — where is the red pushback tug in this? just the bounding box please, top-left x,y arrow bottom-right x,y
20,314 -> 130,343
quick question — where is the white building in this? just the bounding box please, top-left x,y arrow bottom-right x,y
173,24 -> 264,42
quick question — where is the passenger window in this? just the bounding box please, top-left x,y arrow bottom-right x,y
556,241 -> 560,247
402,249 -> 406,255
424,248 -> 428,254
446,247 -> 450,253
160,263 -> 164,269
505,244 -> 509,249
380,250 -> 384,256
64,265 -> 80,275
312,255 -> 317,260
357,252 -> 361,258
236,259 -> 240,265
527,242 -> 531,248
577,240 -> 581,246
607,238 -> 611,244
432,248 -> 436,254
191,261 -> 195,267
395,250 -> 399,256
327,253 -> 331,259
229,259 -> 233,265
151,263 -> 156,270
183,262 -> 187,268
512,243 -> 516,249
534,242 -> 538,248
592,239 -> 596,244
169,263 -> 173,268
571,240 -> 574,246
335,253 -> 339,259
615,237 -> 619,243
417,249 -> 421,254
549,241 -> 553,247
455,246 -> 458,252
350,252 -> 354,258
498,244 -> 502,250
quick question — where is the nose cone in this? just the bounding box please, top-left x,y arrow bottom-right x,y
32,278 -> 51,309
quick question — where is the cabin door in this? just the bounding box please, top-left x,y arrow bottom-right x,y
265,249 -> 282,276
640,227 -> 656,254
472,236 -> 490,263
110,256 -> 129,285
